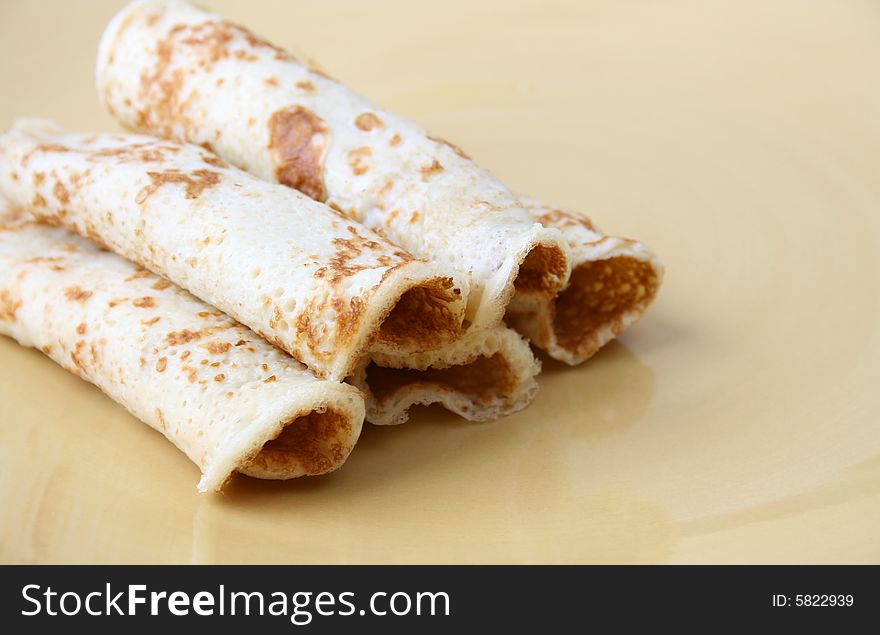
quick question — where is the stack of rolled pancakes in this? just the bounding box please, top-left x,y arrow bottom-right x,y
0,0 -> 663,491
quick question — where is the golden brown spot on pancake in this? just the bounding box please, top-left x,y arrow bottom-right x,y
235,339 -> 247,346
142,316 -> 161,326
205,340 -> 231,355
197,310 -> 222,318
552,256 -> 660,354
64,286 -> 92,303
355,113 -> 383,131
156,357 -> 168,372
181,351 -> 191,360
166,329 -> 200,345
210,361 -> 220,367
70,340 -> 88,374
155,408 -> 167,430
428,134 -> 470,159
269,305 -> 283,329
513,244 -> 568,298
21,144 -> 69,168
136,168 -> 221,203
409,211 -> 420,224
366,353 -> 516,404
261,364 -> 269,372
76,323 -> 87,335
296,80 -> 315,91
239,408 -> 352,477
420,159 -> 444,177
52,181 -> 70,204
200,153 -> 228,168
226,391 -> 234,398
41,345 -> 52,355
0,290 -> 22,321
151,279 -> 172,290
348,146 -> 372,175
34,172 -> 46,186
312,224 -> 397,284
376,178 -> 394,199
186,367 -> 198,383
268,105 -> 328,200
263,375 -> 277,383
89,141 -> 176,163
125,268 -> 152,281
264,76 -> 279,87
132,296 -> 156,308
389,133 -> 402,146
178,21 -> 234,63
247,117 -> 255,126
31,193 -> 47,209
23,256 -> 64,265
214,373 -> 225,382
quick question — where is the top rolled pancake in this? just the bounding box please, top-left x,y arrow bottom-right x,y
0,119 -> 466,381
509,198 -> 663,364
0,196 -> 364,492
96,0 -> 571,329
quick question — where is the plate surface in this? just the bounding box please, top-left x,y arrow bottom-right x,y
1,0 -> 878,563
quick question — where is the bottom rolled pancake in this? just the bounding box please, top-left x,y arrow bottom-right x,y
352,326 -> 540,425
506,198 -> 663,366
0,200 -> 364,492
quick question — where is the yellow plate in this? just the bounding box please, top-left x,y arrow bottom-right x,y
1,0 -> 878,563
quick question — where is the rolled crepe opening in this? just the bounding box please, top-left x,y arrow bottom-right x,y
96,0 -> 571,330
0,196 -> 364,491
377,278 -> 462,349
508,198 -> 663,365
239,407 -> 353,479
352,326 -> 540,425
0,120 -> 467,380
365,353 -> 515,404
553,256 -> 660,354
513,243 -> 569,298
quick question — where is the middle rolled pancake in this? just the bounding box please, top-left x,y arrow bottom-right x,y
0,119 -> 466,381
353,326 -> 541,426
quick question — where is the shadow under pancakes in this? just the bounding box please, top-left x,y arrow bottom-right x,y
194,339 -> 675,562
217,401 -> 489,500
217,340 -> 656,500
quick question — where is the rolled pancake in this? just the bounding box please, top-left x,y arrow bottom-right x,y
0,199 -> 364,492
507,198 -> 663,365
0,119 -> 465,381
352,326 -> 540,425
96,0 -> 571,329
